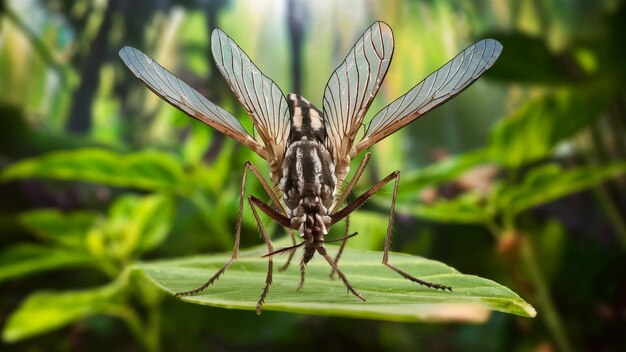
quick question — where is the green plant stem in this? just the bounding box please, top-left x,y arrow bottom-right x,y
140,285 -> 163,352
592,186 -> 626,250
487,216 -> 572,352
519,236 -> 573,352
97,259 -> 121,279
105,305 -> 154,352
110,268 -> 161,351
586,121 -> 626,250
145,301 -> 162,352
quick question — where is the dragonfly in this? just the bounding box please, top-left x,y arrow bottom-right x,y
119,21 -> 502,314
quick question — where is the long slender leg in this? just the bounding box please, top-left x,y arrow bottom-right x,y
329,214 -> 349,279
175,161 -> 282,297
249,196 -> 292,228
245,162 -> 297,270
296,247 -> 315,291
331,152 -> 371,214
244,161 -> 287,215
279,229 -> 297,272
332,171 -> 452,291
328,153 -> 370,278
248,197 -> 275,314
297,257 -> 306,290
317,247 -> 365,301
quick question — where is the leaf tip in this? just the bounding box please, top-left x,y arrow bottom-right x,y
524,304 -> 538,318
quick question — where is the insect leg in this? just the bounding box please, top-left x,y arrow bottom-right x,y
279,229 -> 297,272
248,196 -> 276,314
244,162 -> 295,272
330,170 -> 400,225
244,161 -> 287,215
317,247 -> 365,301
244,164 -> 294,271
379,171 -> 452,291
331,152 -> 371,213
331,170 -> 452,291
297,257 -> 306,290
249,196 -> 293,228
175,161 -> 282,298
297,247 -> 314,291
329,152 -> 371,278
329,214 -> 349,279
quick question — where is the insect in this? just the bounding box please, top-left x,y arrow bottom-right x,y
119,21 -> 502,314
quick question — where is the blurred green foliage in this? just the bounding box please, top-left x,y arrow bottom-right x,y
1,194 -> 173,349
1,0 -> 625,351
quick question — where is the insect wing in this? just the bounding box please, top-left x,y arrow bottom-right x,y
211,29 -> 290,182
355,39 -> 503,155
322,21 -> 394,182
119,46 -> 266,159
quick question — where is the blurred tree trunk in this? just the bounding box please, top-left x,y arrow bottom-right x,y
66,0 -> 120,133
287,0 -> 307,94
202,0 -> 229,163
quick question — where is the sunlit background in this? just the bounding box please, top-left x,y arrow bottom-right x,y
1,0 -> 625,351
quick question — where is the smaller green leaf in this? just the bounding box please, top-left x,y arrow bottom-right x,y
2,281 -> 126,343
400,192 -> 489,224
482,32 -> 581,85
0,244 -> 95,283
181,122 -> 211,167
489,88 -> 609,168
191,140 -> 239,193
400,149 -> 490,195
499,162 -> 626,215
108,194 -> 174,256
136,244 -> 535,322
0,148 -> 187,193
19,210 -> 100,248
84,194 -> 175,260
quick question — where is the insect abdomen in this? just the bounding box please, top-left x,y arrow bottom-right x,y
280,140 -> 336,212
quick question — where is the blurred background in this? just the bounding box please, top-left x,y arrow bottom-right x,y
1,0 -> 625,351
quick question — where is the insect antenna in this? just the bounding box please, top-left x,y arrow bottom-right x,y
263,242 -> 306,257
262,232 -> 359,258
324,231 -> 358,243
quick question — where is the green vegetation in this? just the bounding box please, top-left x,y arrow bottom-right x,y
1,0 -> 625,351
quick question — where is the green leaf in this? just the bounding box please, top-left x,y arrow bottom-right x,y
19,210 -> 100,248
108,194 -> 175,256
135,245 -> 535,322
2,281 -> 126,343
489,88 -> 608,168
498,162 -> 626,215
0,244 -> 95,283
181,121 -> 211,167
407,192 -> 490,224
400,149 -> 490,195
483,32 -> 581,85
0,148 -> 187,193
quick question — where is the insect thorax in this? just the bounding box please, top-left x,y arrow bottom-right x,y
280,94 -> 336,243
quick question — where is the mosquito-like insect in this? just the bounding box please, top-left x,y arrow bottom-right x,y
119,21 -> 502,314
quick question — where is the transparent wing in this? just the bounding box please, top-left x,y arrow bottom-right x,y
211,29 -> 290,180
322,21 -> 394,182
355,39 -> 503,155
119,46 -> 266,159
